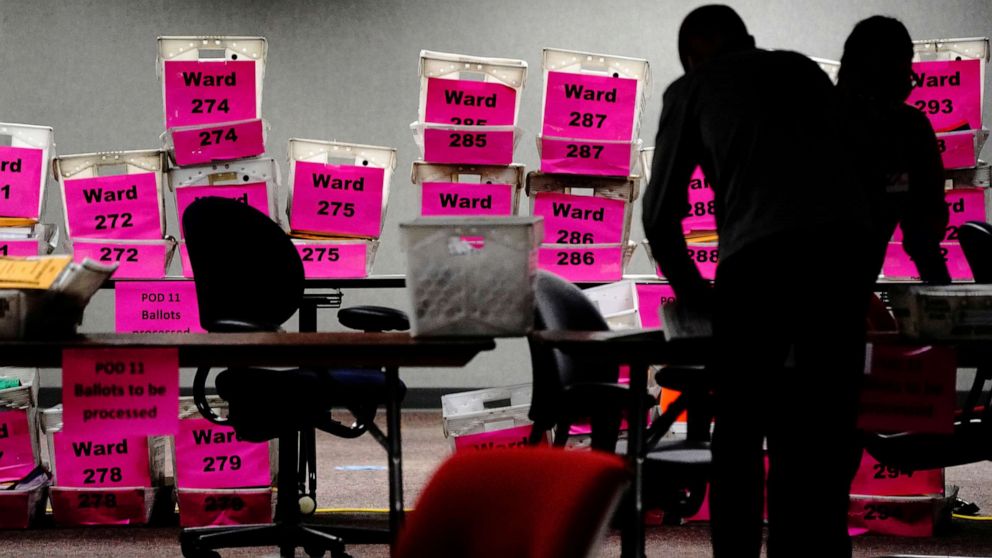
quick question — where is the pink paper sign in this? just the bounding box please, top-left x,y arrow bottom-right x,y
542,71 -> 638,140
423,128 -> 515,165
882,242 -> 973,281
453,424 -> 540,451
72,240 -> 169,279
178,489 -> 273,527
937,131 -> 977,170
290,161 -> 385,238
849,450 -> 944,497
0,146 -> 44,220
859,344 -> 955,434
295,242 -> 369,279
424,78 -> 516,126
175,181 -> 271,238
533,192 -> 626,244
62,172 -> 162,239
421,182 -> 515,216
0,409 -> 35,483
893,187 -> 985,242
538,245 -> 624,282
684,166 -> 716,232
175,418 -> 270,489
52,431 -> 150,488
635,284 -> 676,329
115,281 -> 205,334
656,244 -> 719,280
0,238 -> 41,257
61,348 -> 179,438
848,495 -> 936,537
163,60 -> 258,128
907,59 -> 982,132
171,119 -> 265,166
51,487 -> 147,526
540,137 -> 632,176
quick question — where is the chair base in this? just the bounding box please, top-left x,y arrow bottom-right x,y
180,521 -> 367,558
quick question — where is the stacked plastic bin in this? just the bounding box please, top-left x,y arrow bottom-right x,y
53,150 -> 173,278
883,37 -> 991,280
639,148 -> 718,283
172,397 -> 274,527
285,139 -> 395,278
0,368 -> 48,528
0,123 -> 58,259
533,48 -> 650,282
409,51 -> 528,221
847,450 -> 951,536
157,37 -> 278,278
39,404 -> 168,526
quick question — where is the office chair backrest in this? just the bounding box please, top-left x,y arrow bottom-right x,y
183,197 -> 305,331
959,221 -> 992,284
394,447 -> 630,558
529,271 -> 614,425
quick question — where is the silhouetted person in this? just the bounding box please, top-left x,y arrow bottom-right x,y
839,15 -> 950,284
642,5 -> 870,557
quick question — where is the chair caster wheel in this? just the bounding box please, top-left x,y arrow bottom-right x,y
299,495 -> 317,515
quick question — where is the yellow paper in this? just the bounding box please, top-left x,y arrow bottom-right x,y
0,217 -> 38,227
0,256 -> 72,289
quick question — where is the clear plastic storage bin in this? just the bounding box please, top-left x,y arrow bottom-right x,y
53,150 -> 168,240
537,241 -> 637,282
411,122 -> 520,166
412,162 -> 525,217
401,216 -> 541,336
0,223 -> 58,257
69,237 -> 177,279
889,284 -> 992,339
0,123 -> 55,223
287,139 -> 396,239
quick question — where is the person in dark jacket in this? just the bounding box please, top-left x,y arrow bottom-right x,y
642,5 -> 871,557
838,15 -> 951,284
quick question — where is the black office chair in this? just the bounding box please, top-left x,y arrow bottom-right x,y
864,220 -> 992,470
178,197 -> 408,558
526,271 -> 711,520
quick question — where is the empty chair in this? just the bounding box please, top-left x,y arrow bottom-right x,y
394,447 -> 630,558
527,271 -> 712,520
179,197 -> 407,558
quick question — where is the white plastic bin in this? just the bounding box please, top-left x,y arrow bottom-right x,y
0,123 -> 55,223
441,384 -> 535,450
411,162 -> 525,217
53,150 -> 168,240
287,139 -> 396,239
158,36 -> 267,129
418,50 -> 528,126
169,158 -> 281,236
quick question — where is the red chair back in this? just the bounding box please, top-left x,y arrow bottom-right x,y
395,447 -> 630,558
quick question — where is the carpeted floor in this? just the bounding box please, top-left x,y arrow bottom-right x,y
4,411 -> 992,557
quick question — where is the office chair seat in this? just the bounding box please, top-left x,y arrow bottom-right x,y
338,306 -> 410,332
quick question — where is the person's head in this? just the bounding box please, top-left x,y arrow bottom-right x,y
837,16 -> 915,103
678,5 -> 755,71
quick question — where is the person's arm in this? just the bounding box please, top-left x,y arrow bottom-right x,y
901,112 -> 951,285
642,82 -> 710,304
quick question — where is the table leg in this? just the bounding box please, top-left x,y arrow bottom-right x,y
385,365 -> 404,551
299,298 -> 318,332
621,359 -> 647,558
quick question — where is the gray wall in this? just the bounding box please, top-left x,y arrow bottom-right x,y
1,0 -> 990,389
